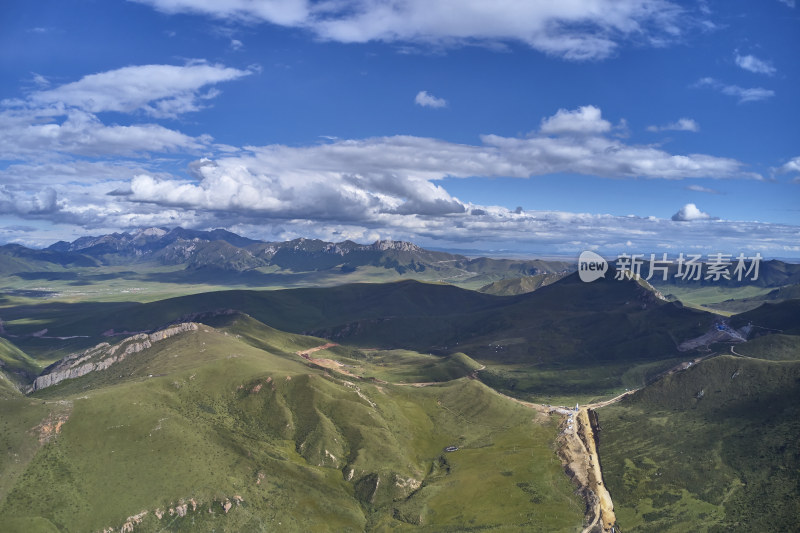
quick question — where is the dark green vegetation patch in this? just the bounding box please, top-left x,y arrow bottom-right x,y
598,355 -> 800,532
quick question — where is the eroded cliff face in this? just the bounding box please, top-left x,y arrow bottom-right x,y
28,323 -> 199,392
556,407 -> 616,533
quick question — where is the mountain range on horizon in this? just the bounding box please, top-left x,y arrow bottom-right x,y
2,227 -> 798,294
0,227 -> 574,291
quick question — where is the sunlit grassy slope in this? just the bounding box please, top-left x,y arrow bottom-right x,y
0,337 -> 41,389
0,316 -> 583,532
598,354 -> 800,532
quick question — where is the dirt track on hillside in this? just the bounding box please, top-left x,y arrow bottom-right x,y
296,343 -> 339,358
295,343 -> 361,378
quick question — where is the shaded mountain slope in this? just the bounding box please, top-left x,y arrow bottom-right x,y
729,298 -> 800,334
478,272 -> 568,295
0,338 -> 40,391
732,333 -> 800,361
598,355 -> 800,532
0,244 -> 98,276
2,273 -> 724,402
645,258 -> 800,289
8,275 -> 709,364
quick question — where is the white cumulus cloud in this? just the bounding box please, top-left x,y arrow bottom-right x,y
0,62 -> 250,159
671,203 -> 713,221
415,90 -> 447,108
539,105 -> 611,135
777,156 -> 800,174
131,0 -> 310,25
1,98 -> 783,254
0,108 -> 206,159
0,186 -> 59,215
118,106 -> 760,227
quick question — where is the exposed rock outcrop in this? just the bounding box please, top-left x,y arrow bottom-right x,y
372,240 -> 421,253
102,496 -> 229,532
120,511 -> 147,533
28,323 -> 199,392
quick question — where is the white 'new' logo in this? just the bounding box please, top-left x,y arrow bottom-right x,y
578,251 -> 608,282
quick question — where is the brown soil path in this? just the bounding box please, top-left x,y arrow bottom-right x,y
295,343 -> 339,359
294,343 -> 361,378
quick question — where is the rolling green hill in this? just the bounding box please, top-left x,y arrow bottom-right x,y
478,272 -> 568,295
0,280 -> 507,354
679,282 -> 800,314
0,317 -> 584,532
0,244 -> 98,276
731,333 -> 800,361
645,258 -> 800,290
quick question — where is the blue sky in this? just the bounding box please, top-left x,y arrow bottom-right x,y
1,0 -> 798,258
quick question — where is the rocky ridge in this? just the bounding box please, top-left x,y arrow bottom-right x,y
28,323 -> 199,392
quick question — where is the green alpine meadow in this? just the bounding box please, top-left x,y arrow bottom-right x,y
1,230 -> 798,531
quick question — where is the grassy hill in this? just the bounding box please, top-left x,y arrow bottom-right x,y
0,317 -> 584,532
731,333 -> 800,360
597,354 -> 800,532
469,276 -> 712,401
18,274 -> 698,354
478,272 -> 568,296
646,258 -> 800,290
680,282 -> 800,314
